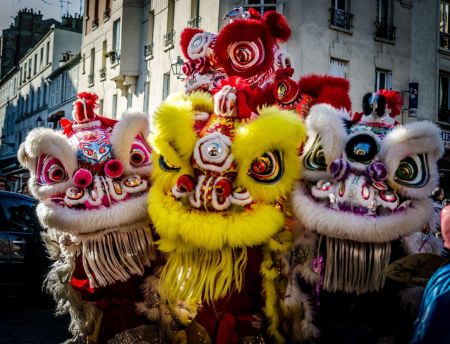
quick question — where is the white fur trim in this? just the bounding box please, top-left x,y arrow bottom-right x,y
305,104 -> 350,165
379,121 -> 444,199
110,111 -> 152,175
36,193 -> 149,235
292,182 -> 433,243
19,128 -> 78,200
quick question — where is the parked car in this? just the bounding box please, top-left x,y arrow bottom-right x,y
0,191 -> 48,297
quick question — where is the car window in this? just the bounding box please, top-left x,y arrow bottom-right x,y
0,196 -> 39,233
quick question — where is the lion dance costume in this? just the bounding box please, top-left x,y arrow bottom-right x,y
148,8 -> 308,343
18,93 -> 159,343
287,88 -> 444,343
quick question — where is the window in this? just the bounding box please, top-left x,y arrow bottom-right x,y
164,1 -> 175,49
162,72 -> 170,100
143,81 -> 150,114
330,0 -> 352,30
375,68 -> 392,91
245,0 -> 276,15
441,1 -> 450,49
28,60 -> 31,79
30,89 -> 34,111
82,53 -> 86,74
93,0 -> 99,28
101,40 -> 107,79
40,47 -> 44,68
127,92 -> 133,109
330,58 -> 349,79
0,197 -> 39,233
113,19 -> 121,53
46,41 -> 50,65
89,48 -> 95,85
145,11 -> 155,58
188,0 -> 201,28
43,84 -> 47,107
439,70 -> 450,122
99,99 -> 104,115
112,94 -> 118,118
375,0 -> 395,41
33,54 -> 37,75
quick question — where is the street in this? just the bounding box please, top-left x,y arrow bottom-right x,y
0,290 -> 70,344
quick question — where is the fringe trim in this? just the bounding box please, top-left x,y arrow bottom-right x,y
160,247 -> 247,304
261,230 -> 293,344
323,237 -> 391,294
81,225 -> 155,288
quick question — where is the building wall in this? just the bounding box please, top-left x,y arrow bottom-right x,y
14,27 -> 82,149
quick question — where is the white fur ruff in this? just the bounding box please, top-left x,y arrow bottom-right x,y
292,182 -> 433,243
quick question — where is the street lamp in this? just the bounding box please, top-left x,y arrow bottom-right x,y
170,55 -> 185,80
36,116 -> 44,127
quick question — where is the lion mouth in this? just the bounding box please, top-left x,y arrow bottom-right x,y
48,175 -> 149,210
304,173 -> 412,218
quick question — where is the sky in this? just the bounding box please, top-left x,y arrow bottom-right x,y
0,0 -> 83,32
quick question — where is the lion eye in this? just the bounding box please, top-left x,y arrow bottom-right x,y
129,137 -> 152,167
394,154 -> 429,188
248,151 -> 283,184
304,135 -> 327,171
37,156 -> 67,185
159,156 -> 181,172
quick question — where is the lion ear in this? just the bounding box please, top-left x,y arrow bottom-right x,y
263,11 -> 292,42
17,142 -> 30,169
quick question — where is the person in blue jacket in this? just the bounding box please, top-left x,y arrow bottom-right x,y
411,205 -> 450,344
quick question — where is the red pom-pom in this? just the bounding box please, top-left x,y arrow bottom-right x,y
72,168 -> 93,188
104,159 -> 124,179
377,89 -> 403,117
247,8 -> 261,19
262,11 -> 292,42
73,92 -> 98,124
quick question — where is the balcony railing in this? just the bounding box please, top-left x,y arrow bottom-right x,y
108,50 -> 120,65
187,16 -> 202,28
103,8 -> 111,22
144,42 -> 154,59
88,74 -> 94,86
441,32 -> 450,50
163,30 -> 176,51
92,18 -> 99,30
329,8 -> 353,31
99,67 -> 106,80
375,21 -> 396,41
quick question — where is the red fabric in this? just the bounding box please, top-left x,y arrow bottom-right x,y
70,254 -> 148,344
73,92 -> 98,123
217,314 -> 239,344
215,19 -> 275,79
60,115 -> 117,137
195,247 -> 264,342
377,89 -> 403,117
262,10 -> 292,42
298,74 -> 351,112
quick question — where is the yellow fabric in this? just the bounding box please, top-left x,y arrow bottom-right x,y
233,106 -> 306,203
261,231 -> 293,344
149,186 -> 284,251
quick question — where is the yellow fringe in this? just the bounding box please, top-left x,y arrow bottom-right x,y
160,247 -> 247,305
261,231 -> 293,344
